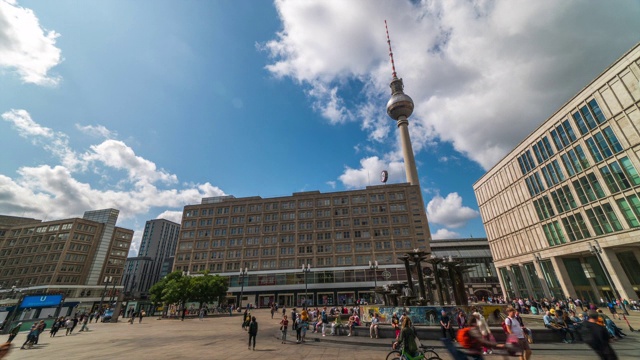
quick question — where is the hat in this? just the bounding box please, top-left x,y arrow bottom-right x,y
549,309 -> 555,314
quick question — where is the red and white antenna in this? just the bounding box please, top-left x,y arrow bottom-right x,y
385,20 -> 397,79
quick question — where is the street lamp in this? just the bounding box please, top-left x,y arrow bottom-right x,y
238,268 -> 248,309
369,260 -> 379,303
98,276 -> 113,315
589,242 -> 629,315
302,263 -> 311,308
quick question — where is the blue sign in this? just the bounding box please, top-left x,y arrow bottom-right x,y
19,294 -> 64,309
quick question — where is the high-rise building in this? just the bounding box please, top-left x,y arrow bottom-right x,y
474,43 -> 640,302
122,218 -> 180,298
0,209 -> 133,315
172,26 -> 432,308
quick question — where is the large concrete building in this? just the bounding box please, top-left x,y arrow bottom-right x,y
0,209 -> 134,317
174,184 -> 430,307
474,43 -> 640,302
122,218 -> 180,298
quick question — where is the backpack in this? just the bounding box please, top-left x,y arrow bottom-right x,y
456,327 -> 475,349
501,317 -> 510,334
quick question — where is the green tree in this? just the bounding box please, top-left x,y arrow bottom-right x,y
191,272 -> 229,309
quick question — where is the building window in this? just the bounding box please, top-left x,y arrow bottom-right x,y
561,213 -> 591,241
585,203 -> 623,235
542,221 -> 566,246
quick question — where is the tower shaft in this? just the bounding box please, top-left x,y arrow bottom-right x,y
397,116 -> 420,186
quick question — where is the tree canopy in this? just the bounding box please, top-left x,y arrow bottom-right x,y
149,271 -> 228,309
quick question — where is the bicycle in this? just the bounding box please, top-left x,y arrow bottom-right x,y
386,344 -> 441,360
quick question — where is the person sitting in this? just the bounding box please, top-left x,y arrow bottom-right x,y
330,317 -> 342,336
369,313 -> 380,339
553,310 -> 575,343
347,314 -> 356,336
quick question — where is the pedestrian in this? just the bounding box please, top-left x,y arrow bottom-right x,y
505,306 -> 532,360
64,318 -> 73,336
321,307 -> 328,336
280,315 -> 289,344
34,321 -> 45,344
582,310 -> 618,360
248,316 -> 258,351
199,307 -> 205,321
7,322 -> 22,343
270,305 -> 275,319
295,314 -> 302,343
94,310 -> 100,323
20,324 -> 38,349
138,309 -> 145,323
89,312 -> 94,323
70,316 -> 78,334
440,310 -> 455,341
79,317 -> 89,332
129,311 -> 136,324
393,317 -> 418,358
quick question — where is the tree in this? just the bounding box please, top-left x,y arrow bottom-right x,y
191,272 -> 229,309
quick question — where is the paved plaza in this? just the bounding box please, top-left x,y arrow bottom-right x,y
3,309 -> 639,360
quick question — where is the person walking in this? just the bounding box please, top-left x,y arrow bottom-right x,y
138,309 -> 145,323
248,316 -> 258,351
582,310 -> 618,360
280,315 -> 289,344
199,307 -> 205,321
78,317 -> 90,332
505,306 -> 532,360
7,322 -> 22,343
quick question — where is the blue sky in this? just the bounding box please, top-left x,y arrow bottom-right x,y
1,0 -> 639,255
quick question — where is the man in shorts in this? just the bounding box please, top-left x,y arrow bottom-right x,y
505,306 -> 531,360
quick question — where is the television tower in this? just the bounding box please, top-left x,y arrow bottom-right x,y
385,21 -> 420,187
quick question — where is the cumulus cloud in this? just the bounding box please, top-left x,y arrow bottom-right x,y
264,0 -> 640,170
432,228 -> 460,240
339,156 -> 406,189
0,110 -> 225,222
0,0 -> 62,85
156,210 -> 183,224
426,192 -> 479,228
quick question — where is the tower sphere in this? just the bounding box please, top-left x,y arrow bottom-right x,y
387,91 -> 414,120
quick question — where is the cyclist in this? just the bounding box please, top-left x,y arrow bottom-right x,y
393,317 -> 418,358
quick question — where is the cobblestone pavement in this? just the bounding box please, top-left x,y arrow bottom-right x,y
4,309 -> 639,360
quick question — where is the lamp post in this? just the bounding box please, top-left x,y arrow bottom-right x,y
302,263 -> 311,308
369,260 -> 379,303
98,276 -> 113,315
589,242 -> 629,315
238,268 -> 248,309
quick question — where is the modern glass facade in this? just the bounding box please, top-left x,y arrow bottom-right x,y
474,43 -> 640,301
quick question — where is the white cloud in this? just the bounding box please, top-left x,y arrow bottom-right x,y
0,0 -> 62,85
264,0 -> 640,170
426,192 -> 479,228
326,181 -> 336,189
75,124 -> 117,139
156,210 -> 183,224
338,156 -> 406,189
432,228 -> 460,240
0,110 -> 225,222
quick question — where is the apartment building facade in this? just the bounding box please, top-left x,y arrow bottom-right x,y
173,183 -> 431,308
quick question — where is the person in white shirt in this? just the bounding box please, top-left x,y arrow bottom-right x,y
505,306 -> 531,360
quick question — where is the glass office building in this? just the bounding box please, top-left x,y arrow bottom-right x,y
474,43 -> 640,302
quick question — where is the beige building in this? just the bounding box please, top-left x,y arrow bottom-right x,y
0,209 -> 134,318
474,43 -> 640,303
173,183 -> 431,307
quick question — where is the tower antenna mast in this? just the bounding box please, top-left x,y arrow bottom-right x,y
385,20 -> 398,79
